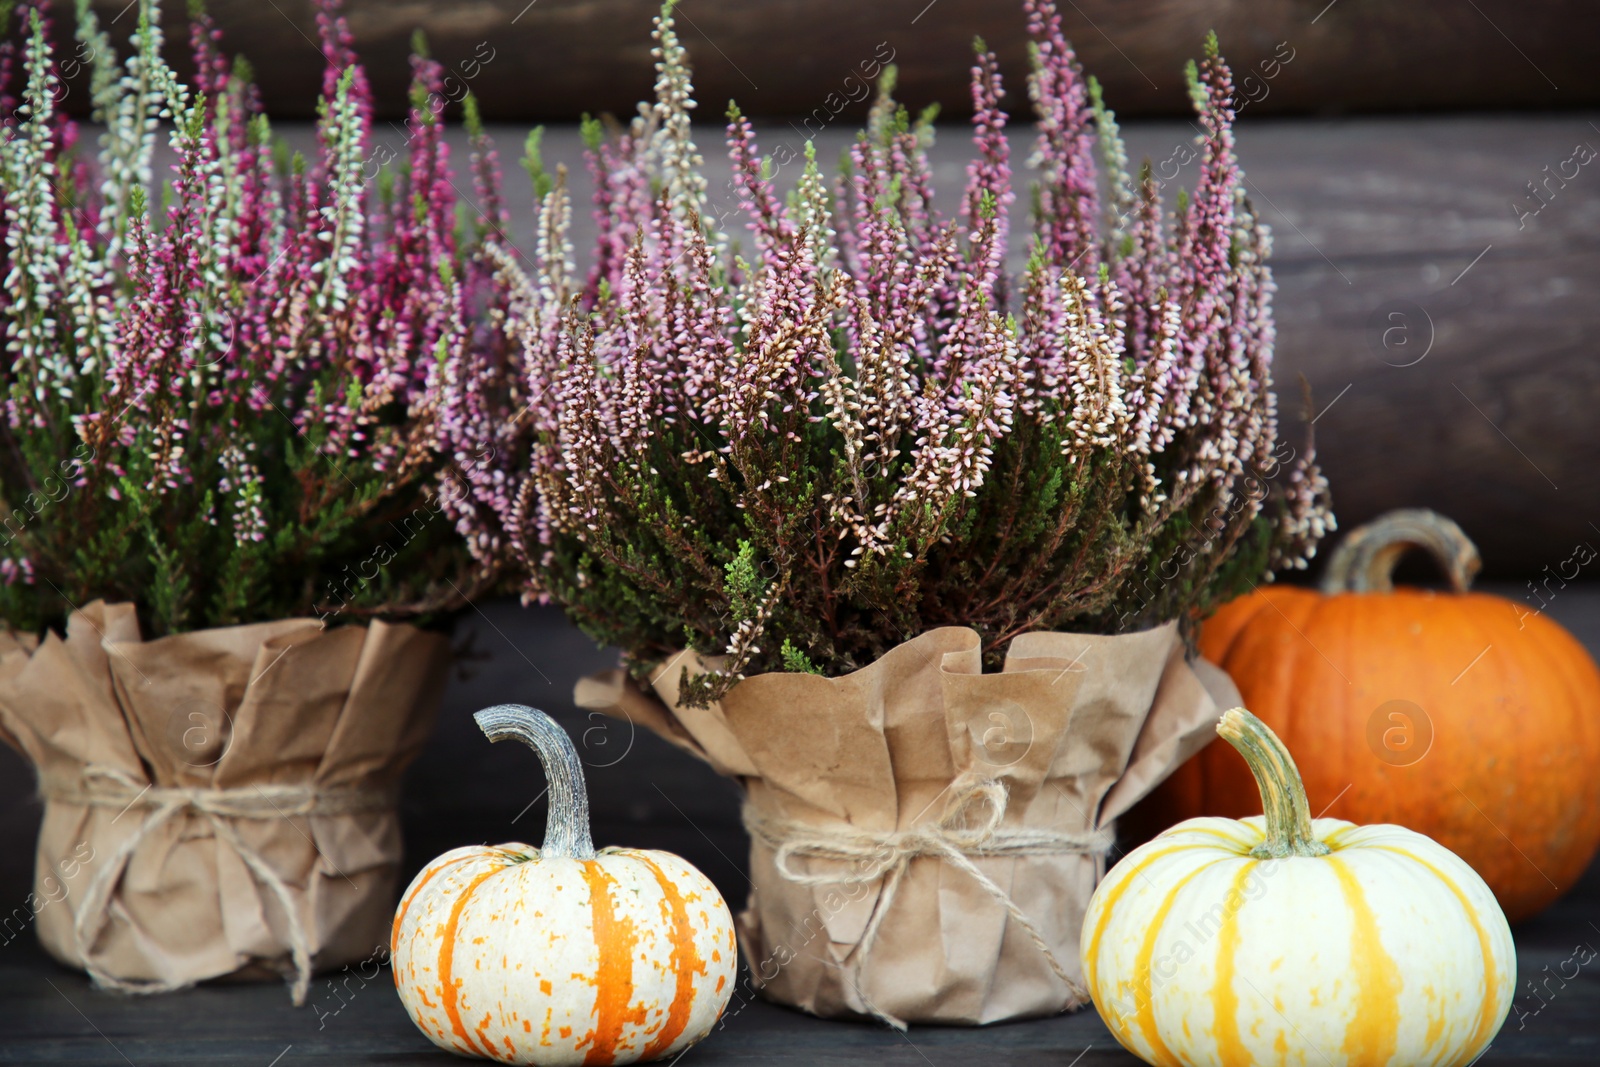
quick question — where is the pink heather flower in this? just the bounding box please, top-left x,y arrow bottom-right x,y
1025,0 -> 1101,273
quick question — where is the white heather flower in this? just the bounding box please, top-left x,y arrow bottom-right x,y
218,445 -> 268,543
313,68 -> 367,315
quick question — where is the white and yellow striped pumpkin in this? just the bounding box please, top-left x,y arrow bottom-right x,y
1082,708 -> 1514,1067
392,705 -> 736,1065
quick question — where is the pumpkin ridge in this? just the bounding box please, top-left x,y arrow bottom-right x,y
1086,843 -> 1221,994
1447,598 -> 1516,886
1168,824 -> 1257,851
1367,845 -> 1502,1062
1303,590 -> 1346,820
476,1008 -> 502,1064
1512,607 -> 1597,896
579,859 -> 644,1066
1326,855 -> 1401,1066
1208,862 -> 1257,1067
1133,858 -> 1232,1066
393,852 -> 482,966
634,853 -> 703,1059
439,865 -> 506,1058
1319,824 -> 1361,850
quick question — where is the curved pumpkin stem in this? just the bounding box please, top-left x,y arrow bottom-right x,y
1216,708 -> 1330,859
1320,508 -> 1480,594
474,704 -> 596,860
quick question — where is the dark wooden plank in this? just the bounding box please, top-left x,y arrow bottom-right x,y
63,0 -> 1600,121
2,854 -> 1599,1064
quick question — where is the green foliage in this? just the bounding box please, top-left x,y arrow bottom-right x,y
523,127 -> 553,201
780,639 -> 822,675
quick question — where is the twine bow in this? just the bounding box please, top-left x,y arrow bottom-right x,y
42,764 -> 394,1006
743,770 -> 1114,1030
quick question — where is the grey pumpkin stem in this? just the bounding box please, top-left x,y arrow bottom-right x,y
1320,507 -> 1481,594
474,704 -> 596,860
1216,708 -> 1329,860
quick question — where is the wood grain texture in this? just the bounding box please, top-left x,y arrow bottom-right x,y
68,0 -> 1600,121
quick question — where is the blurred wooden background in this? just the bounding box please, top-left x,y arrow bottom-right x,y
72,0 -> 1600,120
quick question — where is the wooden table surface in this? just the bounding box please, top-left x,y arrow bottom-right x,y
3,861 -> 1600,1066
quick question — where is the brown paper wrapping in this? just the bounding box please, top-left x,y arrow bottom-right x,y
576,621 -> 1239,1027
0,601 -> 448,1002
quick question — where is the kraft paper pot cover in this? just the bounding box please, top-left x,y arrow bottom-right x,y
576,620 -> 1239,1027
0,601 -> 449,1004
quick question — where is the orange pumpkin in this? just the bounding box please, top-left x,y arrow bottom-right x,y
1137,509 -> 1600,923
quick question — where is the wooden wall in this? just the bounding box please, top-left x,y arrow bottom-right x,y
71,0 -> 1600,121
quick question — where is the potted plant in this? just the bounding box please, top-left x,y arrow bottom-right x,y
0,0 -> 499,1002
446,0 -> 1333,1028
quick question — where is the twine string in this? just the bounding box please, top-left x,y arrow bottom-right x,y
41,764 -> 392,1006
742,770 -> 1112,1030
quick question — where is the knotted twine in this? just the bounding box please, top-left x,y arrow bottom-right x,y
41,764 -> 395,1006
743,770 -> 1114,1030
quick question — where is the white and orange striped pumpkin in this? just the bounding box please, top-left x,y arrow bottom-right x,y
1083,708 -> 1515,1067
392,705 -> 736,1065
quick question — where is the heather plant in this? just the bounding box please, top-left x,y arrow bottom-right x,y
0,0 -> 493,636
451,0 -> 1334,699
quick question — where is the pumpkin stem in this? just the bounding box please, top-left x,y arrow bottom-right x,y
474,704 -> 596,860
1320,508 -> 1480,594
1216,708 -> 1330,859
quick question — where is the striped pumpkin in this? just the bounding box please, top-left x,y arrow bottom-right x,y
393,705 -> 736,1065
1082,708 -> 1515,1067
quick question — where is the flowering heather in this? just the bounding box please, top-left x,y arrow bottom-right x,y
452,0 -> 1335,696
0,0 -> 488,635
